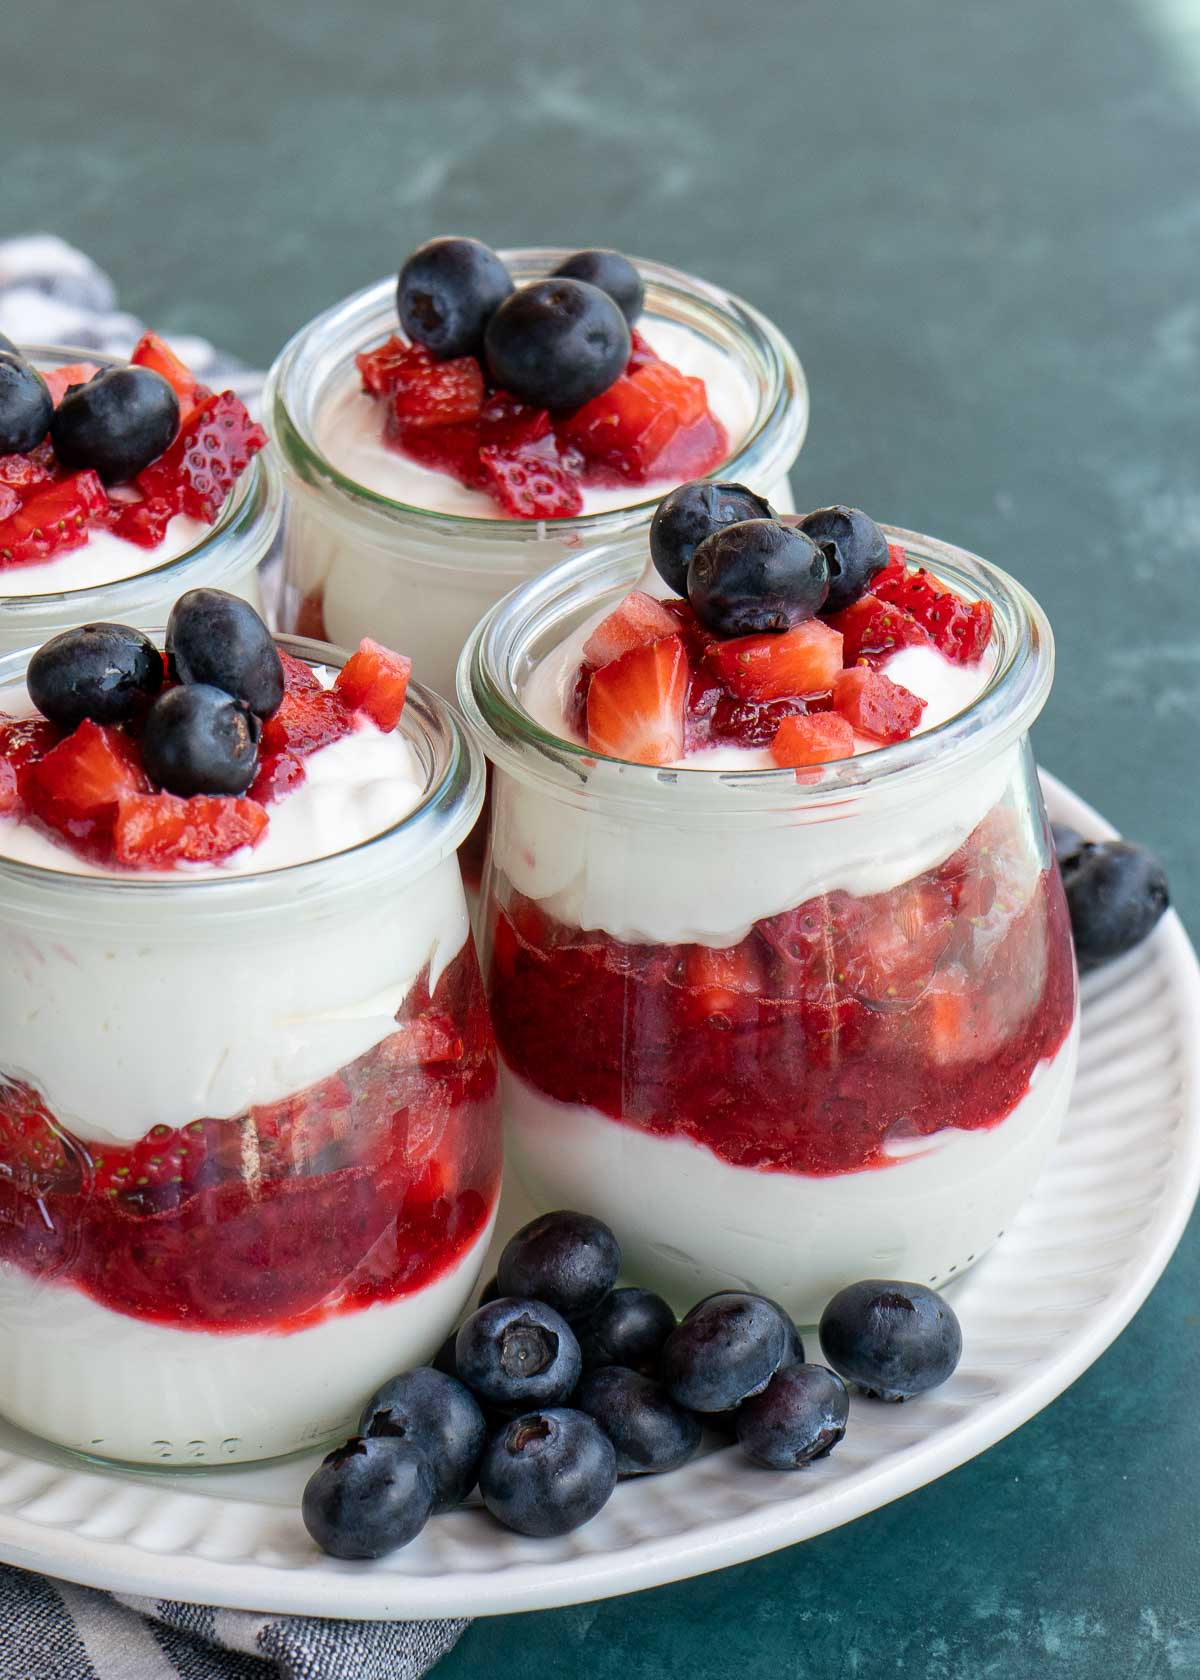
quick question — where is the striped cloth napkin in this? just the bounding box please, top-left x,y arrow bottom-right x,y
0,234 -> 469,1680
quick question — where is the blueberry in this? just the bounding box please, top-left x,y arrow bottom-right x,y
359,1366 -> 486,1512
1051,822 -> 1086,865
649,481 -> 775,597
479,1408 -> 616,1536
689,519 -> 830,638
735,1363 -> 849,1469
301,1434 -> 435,1559
575,1287 -> 677,1376
684,1292 -> 804,1366
549,249 -> 644,325
455,1297 -> 582,1413
165,589 -> 284,720
662,1292 -> 788,1414
496,1210 -> 621,1320
1059,839 -> 1169,971
397,236 -> 514,361
574,1367 -> 700,1476
141,683 -> 260,798
27,622 -> 163,730
484,278 -> 630,411
797,505 -> 889,614
0,352 -> 52,455
50,365 -> 178,485
819,1279 -> 962,1401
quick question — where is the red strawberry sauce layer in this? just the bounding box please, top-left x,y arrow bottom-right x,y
0,944 -> 500,1333
488,814 -> 1076,1177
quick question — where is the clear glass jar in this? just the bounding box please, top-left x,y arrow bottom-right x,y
0,345 -> 281,656
0,637 -> 500,1466
459,530 -> 1079,1325
264,251 -> 808,704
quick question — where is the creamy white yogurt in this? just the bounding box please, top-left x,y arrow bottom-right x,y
0,514 -> 211,599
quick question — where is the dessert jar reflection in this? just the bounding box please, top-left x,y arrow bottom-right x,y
458,532 -> 1079,1324
0,644 -> 500,1467
264,251 -> 808,703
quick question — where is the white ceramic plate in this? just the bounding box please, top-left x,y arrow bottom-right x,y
0,773 -> 1194,1619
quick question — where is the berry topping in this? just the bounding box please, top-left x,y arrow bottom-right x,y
130,331 -> 210,410
166,589 -> 284,720
455,1297 -> 583,1413
50,366 -> 179,485
770,712 -> 855,767
397,237 -> 514,361
364,339 -> 486,428
478,439 -> 584,518
735,1363 -> 850,1469
333,638 -> 412,731
574,1367 -> 701,1476
140,684 -> 261,798
649,480 -> 774,596
819,1279 -> 962,1401
0,353 -> 52,455
874,564 -> 993,663
558,358 -> 722,484
823,592 -> 932,668
688,519 -> 829,637
0,470 -> 108,568
797,505 -> 890,614
113,790 -> 268,867
661,1292 -> 789,1415
1058,838 -> 1169,971
479,1408 -> 617,1537
706,619 -> 843,702
136,389 -> 267,523
585,633 -> 688,765
550,249 -> 644,325
496,1210 -> 621,1321
833,666 -> 925,742
24,720 -> 149,843
484,278 -> 631,411
302,1434 -> 436,1560
27,623 -> 163,730
574,1287 -> 677,1376
581,589 -> 681,668
360,1367 -> 487,1513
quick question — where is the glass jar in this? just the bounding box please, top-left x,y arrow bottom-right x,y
0,345 -> 281,657
0,636 -> 500,1466
264,251 -> 808,705
459,530 -> 1079,1325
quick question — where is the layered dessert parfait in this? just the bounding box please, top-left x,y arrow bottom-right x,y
0,334 -> 279,654
266,239 -> 807,704
0,592 -> 499,1464
459,488 -> 1079,1322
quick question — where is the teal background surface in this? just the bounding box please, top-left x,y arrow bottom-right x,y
8,0 -> 1200,1672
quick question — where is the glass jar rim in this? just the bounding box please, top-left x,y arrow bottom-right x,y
0,342 -> 281,612
457,523 -> 1055,820
263,248 -> 809,541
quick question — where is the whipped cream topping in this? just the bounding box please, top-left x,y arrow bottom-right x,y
0,512 -> 211,599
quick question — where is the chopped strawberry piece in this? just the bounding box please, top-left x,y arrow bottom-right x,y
559,372 -> 679,481
0,471 -> 109,569
130,331 -> 209,410
582,590 -> 681,668
24,721 -> 150,849
770,713 -> 855,767
566,663 -> 594,738
480,441 -> 584,518
682,942 -> 762,1023
707,619 -> 844,702
0,759 -> 16,814
833,667 -> 925,742
114,792 -> 267,868
0,442 -> 57,495
248,750 -> 305,805
278,649 -> 323,694
626,329 -> 661,370
874,566 -> 993,663
477,391 -> 553,452
586,634 -> 688,766
356,335 -> 420,398
108,495 -> 177,549
260,685 -> 353,759
40,363 -> 99,405
358,337 -> 485,428
389,417 -> 485,487
824,593 -> 932,668
0,714 -> 60,783
137,390 -> 267,523
334,638 -> 412,731
0,485 -> 19,523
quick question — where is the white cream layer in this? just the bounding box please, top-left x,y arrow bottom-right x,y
0,514 -> 210,599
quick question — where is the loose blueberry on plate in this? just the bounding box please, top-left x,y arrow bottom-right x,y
359,1366 -> 487,1513
797,505 -> 889,614
0,351 -> 53,455
50,365 -> 179,484
735,1363 -> 849,1469
484,277 -> 631,410
141,683 -> 261,798
575,1366 -> 701,1476
819,1279 -> 962,1401
397,236 -> 514,360
301,1434 -> 436,1560
688,519 -> 830,638
479,1408 -> 617,1537
496,1209 -> 621,1320
575,1287 -> 677,1375
662,1292 -> 789,1415
1059,838 -> 1169,971
27,622 -> 163,730
166,589 -> 284,719
649,480 -> 775,597
455,1297 -> 582,1413
550,249 -> 645,325
684,1292 -> 804,1366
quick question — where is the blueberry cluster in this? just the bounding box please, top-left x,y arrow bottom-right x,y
301,1210 -> 964,1560
396,236 -> 643,411
650,481 -> 889,638
1052,824 -> 1170,970
27,590 -> 283,797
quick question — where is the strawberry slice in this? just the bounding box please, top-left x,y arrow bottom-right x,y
874,566 -> 993,663
108,495 -> 178,549
130,331 -> 209,410
824,593 -> 932,668
24,721 -> 150,848
40,363 -> 99,405
833,667 -> 925,742
0,485 -> 19,523
558,360 -> 726,483
0,442 -> 57,495
0,471 -> 109,569
586,634 -> 688,765
582,589 -> 681,668
707,619 -> 844,702
479,441 -> 584,518
334,638 -> 412,731
770,713 -> 855,767
356,335 -> 421,398
137,390 -> 267,523
391,354 -> 484,430
260,685 -> 352,759
114,792 -> 268,868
